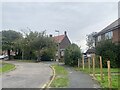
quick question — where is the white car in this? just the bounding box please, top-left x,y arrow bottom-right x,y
0,55 -> 8,60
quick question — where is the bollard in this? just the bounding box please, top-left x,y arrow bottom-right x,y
107,61 -> 112,89
88,57 -> 90,74
82,55 -> 84,70
100,56 -> 103,81
92,55 -> 95,78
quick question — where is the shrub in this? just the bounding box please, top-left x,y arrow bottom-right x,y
41,47 -> 56,61
96,40 -> 119,68
64,43 -> 82,66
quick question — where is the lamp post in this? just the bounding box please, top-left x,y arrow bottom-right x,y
55,30 -> 60,64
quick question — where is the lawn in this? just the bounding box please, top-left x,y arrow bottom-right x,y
50,65 -> 69,88
0,62 -> 15,73
75,67 -> 119,88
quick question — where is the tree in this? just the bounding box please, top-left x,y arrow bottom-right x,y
2,30 -> 57,61
29,31 -> 56,61
14,30 -> 57,61
86,32 -> 97,49
64,43 -> 82,66
2,30 -> 23,60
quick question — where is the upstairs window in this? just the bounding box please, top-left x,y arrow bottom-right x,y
97,35 -> 101,42
105,31 -> 113,40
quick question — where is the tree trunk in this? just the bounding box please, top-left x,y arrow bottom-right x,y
22,50 -> 24,60
7,49 -> 11,60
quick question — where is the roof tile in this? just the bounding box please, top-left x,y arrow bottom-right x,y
53,35 -> 65,43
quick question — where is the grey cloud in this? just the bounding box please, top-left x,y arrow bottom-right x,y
2,2 -> 118,50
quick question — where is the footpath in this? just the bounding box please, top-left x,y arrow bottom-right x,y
64,66 -> 101,88
42,62 -> 101,88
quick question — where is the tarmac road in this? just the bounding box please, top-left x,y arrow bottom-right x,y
1,61 -> 52,88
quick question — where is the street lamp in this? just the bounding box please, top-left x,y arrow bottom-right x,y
55,30 -> 60,64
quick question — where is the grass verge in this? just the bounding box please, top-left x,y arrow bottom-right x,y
0,62 -> 15,73
96,74 -> 120,88
74,67 -> 119,88
50,65 -> 69,88
74,67 -> 118,74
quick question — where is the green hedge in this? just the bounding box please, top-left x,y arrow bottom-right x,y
96,40 -> 120,68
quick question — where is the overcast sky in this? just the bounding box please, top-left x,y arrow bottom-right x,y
1,1 -> 119,51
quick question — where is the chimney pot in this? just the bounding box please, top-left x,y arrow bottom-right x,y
49,34 -> 52,37
64,31 -> 67,35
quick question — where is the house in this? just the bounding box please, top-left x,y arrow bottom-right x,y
85,48 -> 95,58
94,18 -> 120,46
52,31 -> 71,59
86,48 -> 95,54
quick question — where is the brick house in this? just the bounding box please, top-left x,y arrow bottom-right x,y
53,31 -> 71,58
94,18 -> 120,46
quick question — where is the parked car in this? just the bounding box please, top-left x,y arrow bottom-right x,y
0,55 -> 4,60
0,55 -> 8,60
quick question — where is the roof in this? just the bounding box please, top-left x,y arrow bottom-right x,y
53,35 -> 65,43
86,48 -> 95,54
94,18 -> 120,37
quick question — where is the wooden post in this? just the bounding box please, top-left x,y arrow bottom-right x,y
92,55 -> 95,78
107,61 -> 112,89
100,56 -> 103,81
78,59 -> 80,68
88,57 -> 90,73
82,55 -> 84,70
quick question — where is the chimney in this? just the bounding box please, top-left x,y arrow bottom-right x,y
64,31 -> 67,35
49,34 -> 52,37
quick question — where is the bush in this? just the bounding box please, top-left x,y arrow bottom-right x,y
64,43 -> 82,66
41,48 -> 56,61
96,40 -> 119,68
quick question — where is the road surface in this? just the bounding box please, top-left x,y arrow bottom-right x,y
1,61 -> 52,88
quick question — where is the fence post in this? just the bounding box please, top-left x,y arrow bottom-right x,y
78,59 -> 80,68
100,56 -> 103,81
82,55 -> 84,70
92,55 -> 95,78
88,57 -> 90,74
107,61 -> 112,89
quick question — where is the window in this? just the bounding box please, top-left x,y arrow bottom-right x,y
97,35 -> 101,42
61,51 -> 64,56
105,31 -> 113,40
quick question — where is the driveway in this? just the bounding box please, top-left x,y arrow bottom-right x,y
1,61 -> 52,88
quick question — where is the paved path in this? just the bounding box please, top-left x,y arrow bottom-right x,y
1,61 -> 52,88
64,66 -> 101,88
41,62 -> 101,88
